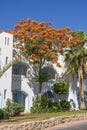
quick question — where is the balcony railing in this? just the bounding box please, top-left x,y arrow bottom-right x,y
12,74 -> 28,91
12,74 -> 27,82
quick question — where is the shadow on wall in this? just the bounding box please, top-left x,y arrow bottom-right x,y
43,90 -> 58,103
42,90 -> 68,104
70,99 -> 76,111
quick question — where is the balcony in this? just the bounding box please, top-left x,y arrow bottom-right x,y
12,74 -> 29,93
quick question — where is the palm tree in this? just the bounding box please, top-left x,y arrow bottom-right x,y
65,47 -> 87,109
65,30 -> 87,109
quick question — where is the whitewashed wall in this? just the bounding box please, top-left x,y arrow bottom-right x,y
0,32 -> 13,108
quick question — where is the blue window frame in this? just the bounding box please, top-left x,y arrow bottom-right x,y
12,64 -> 22,75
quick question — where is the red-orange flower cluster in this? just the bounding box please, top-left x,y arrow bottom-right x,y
11,18 -> 85,66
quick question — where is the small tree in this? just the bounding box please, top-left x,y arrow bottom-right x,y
53,82 -> 70,111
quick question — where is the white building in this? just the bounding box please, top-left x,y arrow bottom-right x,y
0,32 -> 87,112
0,32 -> 13,108
0,32 -> 34,112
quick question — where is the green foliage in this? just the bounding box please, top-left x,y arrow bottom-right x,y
25,40 -> 40,57
12,102 -> 25,116
73,30 -> 87,40
53,82 -> 69,95
31,96 -> 50,113
30,96 -> 70,113
65,47 -> 87,75
5,99 -> 24,116
49,103 -> 62,113
60,100 -> 70,111
35,72 -> 51,83
0,109 -> 9,119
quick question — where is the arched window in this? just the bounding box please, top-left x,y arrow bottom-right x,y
41,66 -> 55,79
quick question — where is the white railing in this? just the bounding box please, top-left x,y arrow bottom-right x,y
12,74 -> 28,91
12,74 -> 27,82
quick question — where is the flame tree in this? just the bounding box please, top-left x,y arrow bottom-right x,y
11,18 -> 84,100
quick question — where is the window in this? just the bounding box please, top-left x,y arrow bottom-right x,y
12,64 -> 26,75
4,89 -> 7,99
42,67 -> 55,79
5,57 -> 8,65
0,48 -> 1,55
5,37 -> 9,45
12,64 -> 22,75
5,37 -> 7,45
7,38 -> 9,45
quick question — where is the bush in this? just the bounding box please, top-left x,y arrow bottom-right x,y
31,96 -> 71,114
30,96 -> 62,113
12,102 -> 25,116
53,82 -> 69,95
60,100 -> 70,111
0,109 -> 9,119
47,103 -> 62,113
30,97 -> 49,113
5,99 -> 24,116
52,103 -> 62,112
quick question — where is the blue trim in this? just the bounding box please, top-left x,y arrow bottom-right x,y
18,92 -> 21,104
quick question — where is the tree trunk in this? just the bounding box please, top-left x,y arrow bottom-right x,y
38,82 -> 42,101
38,61 -> 42,102
79,65 -> 86,109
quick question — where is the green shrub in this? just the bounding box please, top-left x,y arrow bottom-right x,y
31,97 -> 47,113
31,96 -> 71,114
0,109 -> 9,119
60,100 -> 70,111
5,99 -> 24,116
53,82 -> 69,95
47,103 -> 62,113
13,102 -> 24,116
0,109 -> 4,119
30,96 -> 62,113
30,97 -> 49,113
5,99 -> 14,116
51,103 -> 62,112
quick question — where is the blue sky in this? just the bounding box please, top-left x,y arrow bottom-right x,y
1,0 -> 87,33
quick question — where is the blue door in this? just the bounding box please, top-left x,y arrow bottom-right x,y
13,91 -> 26,106
13,91 -> 21,104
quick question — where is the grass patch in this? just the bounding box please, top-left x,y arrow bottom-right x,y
1,110 -> 87,124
